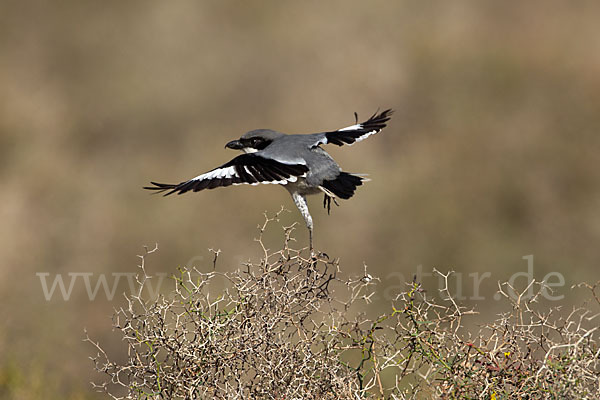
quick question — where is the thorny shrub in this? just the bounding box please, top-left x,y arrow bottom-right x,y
87,211 -> 599,399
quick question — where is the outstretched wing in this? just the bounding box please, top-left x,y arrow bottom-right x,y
322,109 -> 393,146
144,154 -> 308,196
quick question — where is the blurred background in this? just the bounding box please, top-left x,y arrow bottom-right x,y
1,1 -> 599,398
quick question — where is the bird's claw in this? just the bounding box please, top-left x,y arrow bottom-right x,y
309,249 -> 329,261
323,195 -> 339,215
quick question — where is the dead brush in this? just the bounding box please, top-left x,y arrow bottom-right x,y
86,211 -> 600,399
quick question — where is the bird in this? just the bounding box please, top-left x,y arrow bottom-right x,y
144,109 -> 393,253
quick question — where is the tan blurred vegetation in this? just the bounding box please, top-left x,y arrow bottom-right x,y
0,1 -> 599,398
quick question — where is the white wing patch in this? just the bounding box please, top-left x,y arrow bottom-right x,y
347,129 -> 378,145
190,165 -> 301,186
336,123 -> 378,145
191,166 -> 237,181
338,123 -> 363,132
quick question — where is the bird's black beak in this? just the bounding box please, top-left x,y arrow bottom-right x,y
225,139 -> 243,150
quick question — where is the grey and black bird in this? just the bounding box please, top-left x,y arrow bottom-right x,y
145,109 -> 393,252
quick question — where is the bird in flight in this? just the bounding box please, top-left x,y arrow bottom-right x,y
145,109 -> 393,253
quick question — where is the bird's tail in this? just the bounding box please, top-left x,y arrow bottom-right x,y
320,172 -> 369,200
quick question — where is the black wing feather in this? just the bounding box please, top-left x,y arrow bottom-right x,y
325,109 -> 393,146
144,154 -> 308,196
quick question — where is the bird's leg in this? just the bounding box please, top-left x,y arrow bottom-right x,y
291,192 -> 314,255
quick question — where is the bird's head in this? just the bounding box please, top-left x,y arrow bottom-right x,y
225,129 -> 283,153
